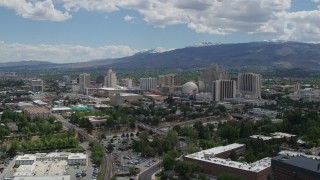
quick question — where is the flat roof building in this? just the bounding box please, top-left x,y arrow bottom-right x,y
272,153 -> 320,180
183,143 -> 271,180
24,107 -> 51,120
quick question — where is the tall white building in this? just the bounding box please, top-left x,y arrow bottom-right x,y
140,77 -> 157,90
238,73 -> 262,98
105,69 -> 117,88
79,73 -> 90,94
124,78 -> 133,88
31,79 -> 44,92
212,80 -> 236,102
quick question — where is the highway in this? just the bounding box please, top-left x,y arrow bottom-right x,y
53,113 -> 114,180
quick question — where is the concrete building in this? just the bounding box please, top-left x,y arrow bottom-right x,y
24,107 -> 51,120
212,80 -> 236,102
31,79 -> 44,92
16,155 -> 36,165
15,153 -> 87,166
109,93 -> 143,106
199,64 -> 228,92
79,73 -> 90,94
183,143 -> 271,180
96,87 -> 126,97
140,77 -> 157,91
158,74 -> 181,87
248,108 -> 279,119
272,153 -> 320,180
120,78 -> 133,88
105,69 -> 117,88
238,73 -> 262,98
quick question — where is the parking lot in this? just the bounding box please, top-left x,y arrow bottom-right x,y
103,133 -> 160,179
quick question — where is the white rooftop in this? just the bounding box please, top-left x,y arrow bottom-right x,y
13,175 -> 70,180
200,143 -> 244,155
185,144 -> 271,172
270,132 -> 296,138
279,151 -> 320,160
250,135 -> 273,141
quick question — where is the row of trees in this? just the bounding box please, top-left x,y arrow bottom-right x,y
4,131 -> 78,156
89,141 -> 105,165
1,109 -> 63,136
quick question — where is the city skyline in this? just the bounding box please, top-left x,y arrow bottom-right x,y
0,0 -> 319,63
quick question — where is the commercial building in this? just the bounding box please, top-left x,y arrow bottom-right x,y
184,143 -> 271,180
31,79 -> 44,92
140,77 -> 157,91
199,64 -> 228,92
15,153 -> 87,166
158,74 -> 181,87
24,107 -> 51,120
62,76 -> 71,84
79,73 -> 90,94
272,152 -> 320,180
248,108 -> 279,119
238,73 -> 262,98
225,98 -> 277,106
105,69 -> 117,88
212,80 -> 236,102
96,87 -> 126,97
109,93 -> 143,106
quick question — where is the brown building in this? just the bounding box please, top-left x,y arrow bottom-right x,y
272,154 -> 320,180
183,143 -> 271,180
24,107 -> 51,120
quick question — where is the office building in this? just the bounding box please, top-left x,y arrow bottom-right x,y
238,73 -> 262,98
24,107 -> 51,120
158,74 -> 182,87
79,73 -> 90,94
199,64 -> 228,92
140,77 -> 157,91
105,69 -> 117,88
272,153 -> 320,180
184,143 -> 271,180
212,80 -> 236,102
31,79 -> 44,92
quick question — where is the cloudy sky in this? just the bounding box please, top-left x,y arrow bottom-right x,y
0,0 -> 319,63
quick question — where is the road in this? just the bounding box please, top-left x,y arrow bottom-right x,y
53,113 -> 114,180
138,162 -> 161,180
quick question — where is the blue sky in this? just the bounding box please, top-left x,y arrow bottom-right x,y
0,0 -> 319,63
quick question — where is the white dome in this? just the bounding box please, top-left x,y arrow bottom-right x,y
182,82 -> 198,94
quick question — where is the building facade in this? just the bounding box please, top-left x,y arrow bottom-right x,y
79,73 -> 90,94
238,73 -> 262,98
140,77 -> 157,91
31,79 -> 44,92
199,64 -> 228,92
272,154 -> 320,180
212,80 -> 236,102
105,69 -> 117,88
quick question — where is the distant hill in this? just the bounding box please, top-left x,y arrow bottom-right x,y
0,41 -> 319,71
108,41 -> 320,69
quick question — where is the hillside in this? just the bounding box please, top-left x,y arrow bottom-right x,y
0,41 -> 319,71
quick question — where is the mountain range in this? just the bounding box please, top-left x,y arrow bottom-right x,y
0,41 -> 320,71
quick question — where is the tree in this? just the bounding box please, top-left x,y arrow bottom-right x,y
129,166 -> 136,175
229,150 -> 239,161
107,144 -> 114,152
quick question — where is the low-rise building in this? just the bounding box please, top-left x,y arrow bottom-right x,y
24,107 -> 51,120
272,152 -> 320,180
183,143 -> 271,180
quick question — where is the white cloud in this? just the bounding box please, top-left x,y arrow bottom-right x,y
311,0 -> 320,3
1,0 -> 320,42
0,41 -> 137,63
124,15 -> 135,22
0,0 -> 71,21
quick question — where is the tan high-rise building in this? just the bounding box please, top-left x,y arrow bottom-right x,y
199,64 -> 228,92
212,80 -> 236,102
105,69 -> 117,88
79,73 -> 90,94
158,73 -> 182,87
238,73 -> 262,98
